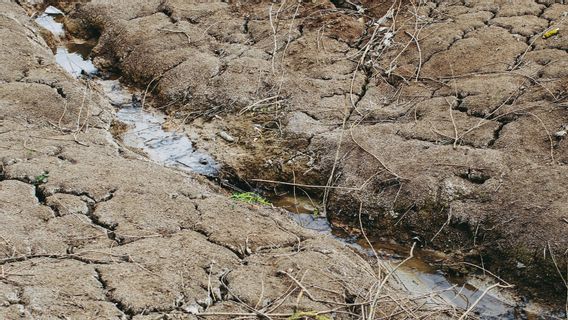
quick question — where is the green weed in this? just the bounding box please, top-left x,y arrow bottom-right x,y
288,311 -> 330,320
34,171 -> 49,184
230,192 -> 271,206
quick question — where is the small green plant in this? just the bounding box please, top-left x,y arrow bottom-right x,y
312,207 -> 320,217
231,192 -> 271,206
34,171 -> 49,184
288,311 -> 330,320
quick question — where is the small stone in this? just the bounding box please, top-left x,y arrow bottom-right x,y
196,296 -> 212,308
174,295 -> 184,307
554,130 -> 566,139
17,304 -> 26,316
315,248 -> 333,255
5,158 -> 19,165
218,131 -> 235,142
44,6 -> 64,15
211,287 -> 222,301
182,303 -> 202,315
5,292 -> 19,304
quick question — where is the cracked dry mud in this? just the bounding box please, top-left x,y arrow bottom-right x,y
1,0 -> 568,318
0,2 -> 440,319
55,0 -> 568,304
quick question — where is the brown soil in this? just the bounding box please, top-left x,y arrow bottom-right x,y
63,0 -> 568,305
0,2 -> 456,319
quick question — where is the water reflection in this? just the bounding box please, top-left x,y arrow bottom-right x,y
37,6 -> 220,177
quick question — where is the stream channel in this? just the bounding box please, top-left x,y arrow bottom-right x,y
34,6 -> 557,319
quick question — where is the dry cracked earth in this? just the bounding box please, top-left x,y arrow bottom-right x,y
0,1 -> 439,319
1,0 -> 568,318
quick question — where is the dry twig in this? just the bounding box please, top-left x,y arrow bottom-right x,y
458,283 -> 512,320
431,206 -> 452,242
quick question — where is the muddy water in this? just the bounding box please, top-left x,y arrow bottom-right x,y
117,106 -> 219,176
271,194 -> 549,319
36,6 -> 550,319
35,9 -> 97,77
36,7 -> 220,177
35,6 -> 65,37
106,81 -> 219,176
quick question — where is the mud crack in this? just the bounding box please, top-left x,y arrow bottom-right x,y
94,268 -> 134,319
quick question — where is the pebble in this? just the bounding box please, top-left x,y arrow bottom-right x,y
182,303 -> 201,315
44,6 -> 64,15
212,287 -> 222,301
554,130 -> 566,139
218,131 -> 235,142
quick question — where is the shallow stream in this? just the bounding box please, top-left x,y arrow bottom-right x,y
35,6 -> 554,319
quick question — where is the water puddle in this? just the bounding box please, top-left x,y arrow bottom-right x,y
35,7 -> 97,77
35,6 -> 219,177
35,7 -> 65,37
115,105 -> 219,176
270,195 -> 549,319
36,5 -> 555,319
269,193 -> 332,232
